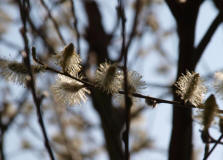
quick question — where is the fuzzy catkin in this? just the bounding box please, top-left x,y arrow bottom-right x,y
175,71 -> 206,106
124,71 -> 146,93
95,62 -> 122,94
54,43 -> 81,76
0,59 -> 45,84
51,74 -> 90,106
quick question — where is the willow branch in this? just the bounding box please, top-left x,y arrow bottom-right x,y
117,0 -> 141,62
17,1 -> 55,160
194,12 -> 223,68
32,50 -> 223,115
117,0 -> 131,159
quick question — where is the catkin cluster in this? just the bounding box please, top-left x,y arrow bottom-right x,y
0,43 -> 146,106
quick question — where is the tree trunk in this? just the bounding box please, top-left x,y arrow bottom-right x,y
168,2 -> 201,160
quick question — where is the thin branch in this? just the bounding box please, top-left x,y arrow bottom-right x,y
70,0 -> 80,54
123,23 -> 131,160
194,12 -> 223,68
118,0 -> 131,159
117,0 -> 141,62
203,134 -> 223,160
209,136 -> 223,145
125,0 -> 140,50
32,51 -> 223,115
17,1 -> 55,160
39,0 -> 66,45
204,143 -> 209,158
32,47 -> 92,88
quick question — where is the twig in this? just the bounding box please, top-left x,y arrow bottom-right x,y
117,0 -> 141,62
32,47 -> 92,88
32,50 -> 223,115
209,135 -> 223,144
40,0 -> 66,45
125,0 -> 140,50
204,143 -> 209,158
17,1 -> 55,160
203,134 -> 223,160
70,0 -> 80,54
118,0 -> 131,159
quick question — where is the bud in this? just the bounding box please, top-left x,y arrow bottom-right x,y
145,98 -> 157,108
202,94 -> 218,131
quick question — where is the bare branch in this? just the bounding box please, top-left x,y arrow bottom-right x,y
203,134 -> 223,160
33,51 -> 223,114
17,1 -> 55,160
117,0 -> 141,62
194,12 -> 223,68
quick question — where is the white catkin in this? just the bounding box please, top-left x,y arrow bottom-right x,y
95,62 -> 122,94
175,70 -> 207,106
51,74 -> 90,106
54,43 -> 82,76
0,59 -> 45,84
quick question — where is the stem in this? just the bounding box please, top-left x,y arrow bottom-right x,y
32,51 -> 223,114
17,1 -> 55,160
117,0 -> 141,62
193,12 -> 223,68
204,143 -> 209,158
203,134 -> 223,160
118,0 -> 131,159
